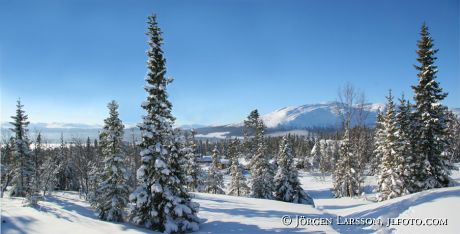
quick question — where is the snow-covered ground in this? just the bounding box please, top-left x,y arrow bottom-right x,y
2,167 -> 459,234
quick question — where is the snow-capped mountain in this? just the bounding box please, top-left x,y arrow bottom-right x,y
262,102 -> 384,128
194,102 -> 385,138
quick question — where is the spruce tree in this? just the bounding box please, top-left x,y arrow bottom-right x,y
128,15 -> 199,233
227,139 -> 249,196
311,138 -> 321,169
274,136 -> 314,205
411,23 -> 451,190
9,100 -> 36,202
32,133 -> 43,196
371,110 -> 385,175
250,119 -> 274,199
206,146 -> 224,194
333,129 -> 361,197
396,95 -> 417,193
95,101 -> 129,222
445,111 -> 460,163
377,91 -> 407,201
184,130 -> 204,192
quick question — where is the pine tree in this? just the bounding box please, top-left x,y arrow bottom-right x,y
411,23 -> 452,190
128,15 -> 199,233
8,100 -> 36,203
243,110 -> 261,160
274,136 -> 314,205
206,146 -> 224,194
227,139 -> 249,196
184,130 -> 205,192
377,91 -> 408,201
94,101 -> 129,222
333,129 -> 362,197
250,119 -> 274,199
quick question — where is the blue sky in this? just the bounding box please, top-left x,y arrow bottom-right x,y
1,0 -> 459,126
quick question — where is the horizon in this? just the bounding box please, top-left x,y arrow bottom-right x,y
1,0 -> 459,127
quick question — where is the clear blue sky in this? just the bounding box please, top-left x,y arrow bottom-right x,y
1,0 -> 459,126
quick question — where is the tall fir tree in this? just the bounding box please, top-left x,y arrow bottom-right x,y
206,146 -> 225,194
250,119 -> 274,199
377,91 -> 407,201
95,101 -> 129,222
333,129 -> 362,197
274,136 -> 314,205
411,23 -> 452,190
9,100 -> 36,201
128,15 -> 199,233
227,139 -> 249,196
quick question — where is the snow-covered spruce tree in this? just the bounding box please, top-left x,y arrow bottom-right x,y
94,101 -> 129,222
274,136 -> 314,205
167,139 -> 200,229
311,138 -> 321,170
445,111 -> 460,163
319,140 -> 331,174
371,109 -> 384,175
411,23 -> 452,190
250,119 -> 274,199
32,133 -> 43,196
8,100 -> 37,203
184,130 -> 204,192
55,134 -> 69,190
396,96 -> 417,193
377,91 -> 408,201
206,146 -> 225,194
227,139 -> 250,196
128,15 -> 199,233
333,129 -> 362,197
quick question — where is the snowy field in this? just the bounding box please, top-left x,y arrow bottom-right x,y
2,167 -> 459,234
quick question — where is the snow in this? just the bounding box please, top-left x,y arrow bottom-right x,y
195,131 -> 230,139
2,166 -> 460,233
261,102 -> 382,129
1,192 -> 155,234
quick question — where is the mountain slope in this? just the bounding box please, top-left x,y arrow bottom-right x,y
262,102 -> 384,128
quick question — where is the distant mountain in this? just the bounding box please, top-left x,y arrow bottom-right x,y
261,102 -> 384,128
1,103 -> 458,142
194,102 -> 385,138
178,124 -> 207,130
